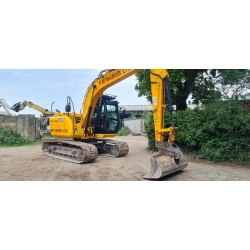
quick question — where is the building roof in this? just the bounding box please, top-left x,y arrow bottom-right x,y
119,105 -> 152,111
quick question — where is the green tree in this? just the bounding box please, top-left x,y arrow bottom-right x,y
135,69 -> 250,110
192,69 -> 250,105
135,69 -> 204,110
214,69 -> 250,100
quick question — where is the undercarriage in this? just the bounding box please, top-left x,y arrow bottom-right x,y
42,138 -> 129,164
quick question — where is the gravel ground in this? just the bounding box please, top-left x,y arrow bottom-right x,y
0,136 -> 249,181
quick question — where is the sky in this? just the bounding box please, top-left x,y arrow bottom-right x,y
0,69 -> 150,117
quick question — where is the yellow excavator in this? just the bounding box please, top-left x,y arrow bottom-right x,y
10,100 -> 55,136
39,69 -> 188,179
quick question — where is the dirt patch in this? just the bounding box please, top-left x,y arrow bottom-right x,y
0,136 -> 249,181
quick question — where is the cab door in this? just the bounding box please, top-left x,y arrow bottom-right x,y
94,102 -> 119,134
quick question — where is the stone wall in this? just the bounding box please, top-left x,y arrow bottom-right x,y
0,114 -> 36,140
17,115 -> 36,140
0,116 -> 18,132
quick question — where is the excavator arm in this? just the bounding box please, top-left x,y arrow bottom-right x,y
0,99 -> 15,116
10,100 -> 55,137
11,100 -> 53,115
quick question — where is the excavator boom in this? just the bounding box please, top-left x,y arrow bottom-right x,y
11,100 -> 53,115
0,99 -> 15,116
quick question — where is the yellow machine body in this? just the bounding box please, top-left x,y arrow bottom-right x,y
50,113 -> 116,139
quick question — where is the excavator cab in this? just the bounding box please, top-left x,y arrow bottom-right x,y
93,95 -> 120,135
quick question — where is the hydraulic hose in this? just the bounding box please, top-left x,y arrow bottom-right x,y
150,70 -> 174,127
84,85 -> 96,135
165,77 -> 174,127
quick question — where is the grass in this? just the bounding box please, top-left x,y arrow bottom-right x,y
0,127 -> 40,147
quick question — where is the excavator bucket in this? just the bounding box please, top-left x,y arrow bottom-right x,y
10,102 -> 21,112
143,142 -> 188,180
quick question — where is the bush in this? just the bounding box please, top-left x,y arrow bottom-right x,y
117,126 -> 129,136
142,101 -> 250,164
129,113 -> 136,119
142,111 -> 158,151
174,108 -> 206,153
0,127 -> 36,147
198,101 -> 250,164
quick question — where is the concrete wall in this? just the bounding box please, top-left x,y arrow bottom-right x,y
124,119 -> 145,134
0,114 -> 36,140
